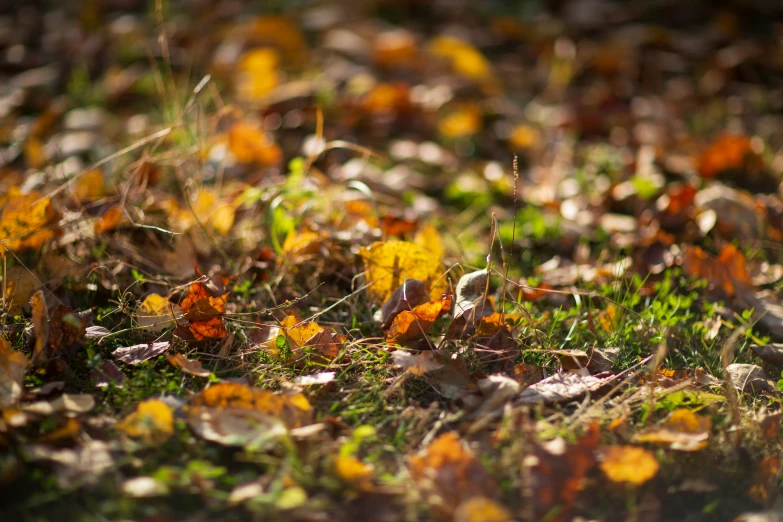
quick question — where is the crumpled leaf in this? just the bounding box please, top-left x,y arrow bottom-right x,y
113,341 -> 170,364
392,350 -> 445,376
359,240 -> 447,303
117,399 -> 174,444
516,372 -> 612,405
726,364 -> 771,393
0,336 -> 27,409
178,280 -> 229,341
409,432 -> 497,520
633,408 -> 711,451
166,353 -> 211,377
386,294 -> 452,344
600,445 -> 659,485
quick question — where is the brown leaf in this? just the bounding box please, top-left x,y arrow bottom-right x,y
29,290 -> 48,365
90,360 -> 126,388
113,341 -> 171,365
166,353 -> 211,377
725,363 -> 771,393
376,279 -> 429,330
409,432 -> 497,520
633,408 -> 711,451
525,424 -> 599,522
0,336 -> 27,408
751,344 -> 783,366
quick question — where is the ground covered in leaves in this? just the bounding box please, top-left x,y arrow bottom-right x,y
2,1 -> 783,521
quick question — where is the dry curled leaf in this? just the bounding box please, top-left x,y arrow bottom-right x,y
136,294 -> 181,333
178,280 -> 229,341
166,353 -> 211,377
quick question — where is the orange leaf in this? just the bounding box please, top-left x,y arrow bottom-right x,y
386,294 -> 452,343
94,205 -> 123,234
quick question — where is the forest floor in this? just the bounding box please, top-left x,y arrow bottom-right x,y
2,1 -> 783,521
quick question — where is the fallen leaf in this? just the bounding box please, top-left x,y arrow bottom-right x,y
90,360 -> 126,388
409,432 -> 497,520
166,353 -> 211,377
117,399 -> 174,444
2,266 -> 39,315
428,35 -> 493,82
525,424 -> 599,522
386,294 -> 452,344
392,350 -> 445,376
25,440 -> 113,487
121,476 -> 169,498
29,290 -> 48,365
136,294 -> 181,333
0,188 -> 59,251
94,205 -> 123,234
84,326 -> 111,340
22,394 -> 95,415
726,364 -> 771,393
335,455 -> 373,490
113,341 -> 171,364
375,279 -> 429,330
697,134 -> 763,179
359,240 -> 447,303
453,497 -> 511,522
0,336 -> 27,408
178,280 -> 229,341
633,408 -> 711,451
600,445 -> 659,485
280,315 -> 343,364
516,372 -> 612,405
751,344 -> 783,366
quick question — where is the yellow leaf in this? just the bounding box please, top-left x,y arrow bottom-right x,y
598,305 -> 617,333
281,229 -> 325,259
600,445 -> 659,485
117,399 -> 174,444
414,224 -> 444,260
2,266 -> 39,315
359,240 -> 447,303
0,188 -> 59,251
335,455 -> 373,485
633,408 -> 711,451
454,497 -> 511,522
508,124 -> 540,151
439,103 -> 482,138
429,36 -> 492,81
136,294 -> 181,333
237,47 -> 281,101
